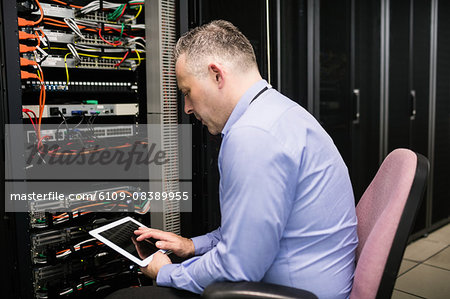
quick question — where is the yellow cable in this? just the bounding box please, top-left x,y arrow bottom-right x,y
44,47 -> 145,60
64,52 -> 71,84
126,5 -> 142,23
43,47 -> 68,50
78,53 -> 101,58
45,49 -> 144,79
77,52 -> 145,61
134,49 -> 141,66
79,53 -> 125,60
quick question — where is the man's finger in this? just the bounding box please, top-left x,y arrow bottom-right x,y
135,230 -> 174,242
137,227 -> 165,234
153,240 -> 173,250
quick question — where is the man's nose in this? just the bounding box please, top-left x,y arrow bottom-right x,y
184,101 -> 193,114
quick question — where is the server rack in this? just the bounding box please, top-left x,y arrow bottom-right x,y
1,0 -> 182,297
277,0 -> 448,238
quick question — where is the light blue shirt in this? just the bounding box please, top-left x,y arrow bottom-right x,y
157,80 -> 358,298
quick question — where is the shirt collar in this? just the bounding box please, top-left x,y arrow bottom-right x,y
221,79 -> 269,137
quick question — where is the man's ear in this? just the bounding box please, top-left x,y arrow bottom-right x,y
208,63 -> 225,89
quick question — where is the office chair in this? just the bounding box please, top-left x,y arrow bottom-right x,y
202,149 -> 429,299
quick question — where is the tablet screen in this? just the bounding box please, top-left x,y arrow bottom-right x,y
98,219 -> 159,260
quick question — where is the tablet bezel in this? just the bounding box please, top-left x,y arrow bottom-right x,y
89,216 -> 163,267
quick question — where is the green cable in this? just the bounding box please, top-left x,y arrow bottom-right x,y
113,23 -> 125,42
120,23 -> 124,38
108,4 -> 128,21
112,6 -> 123,20
107,5 -> 124,21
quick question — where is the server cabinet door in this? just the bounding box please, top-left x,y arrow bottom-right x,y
352,0 -> 382,199
433,1 -> 450,227
388,0 -> 412,152
319,0 -> 381,200
388,0 -> 431,235
388,0 -> 430,155
411,0 -> 431,235
411,0 -> 431,156
319,0 -> 353,168
278,0 -> 308,108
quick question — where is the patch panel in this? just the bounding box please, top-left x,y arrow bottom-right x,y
78,56 -> 137,70
41,29 -> 135,49
22,80 -> 137,92
23,104 -> 139,118
74,33 -> 134,48
33,54 -> 137,70
25,124 -> 135,144
74,9 -> 136,25
95,125 -> 135,138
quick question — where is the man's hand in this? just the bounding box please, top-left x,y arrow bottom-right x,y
134,227 -> 195,258
140,251 -> 172,280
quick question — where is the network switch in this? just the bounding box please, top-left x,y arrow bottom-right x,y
28,54 -> 137,70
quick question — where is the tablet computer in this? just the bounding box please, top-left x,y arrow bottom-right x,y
89,216 -> 165,267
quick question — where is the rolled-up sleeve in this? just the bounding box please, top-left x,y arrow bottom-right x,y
191,227 -> 222,256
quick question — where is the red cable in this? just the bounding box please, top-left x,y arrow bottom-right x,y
23,110 -> 37,132
104,26 -> 136,38
98,28 -> 122,46
23,108 -> 37,123
38,135 -> 51,153
114,51 -> 130,67
116,4 -> 128,21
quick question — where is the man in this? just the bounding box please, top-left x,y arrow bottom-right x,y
110,20 -> 358,299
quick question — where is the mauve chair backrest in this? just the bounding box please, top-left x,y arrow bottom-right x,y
350,149 -> 418,299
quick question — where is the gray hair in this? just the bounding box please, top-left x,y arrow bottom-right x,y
173,20 -> 257,76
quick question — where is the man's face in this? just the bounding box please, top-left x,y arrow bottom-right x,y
175,55 -> 225,135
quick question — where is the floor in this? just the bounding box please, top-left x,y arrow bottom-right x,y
392,223 -> 450,299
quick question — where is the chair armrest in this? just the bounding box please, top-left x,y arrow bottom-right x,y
202,281 -> 318,299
